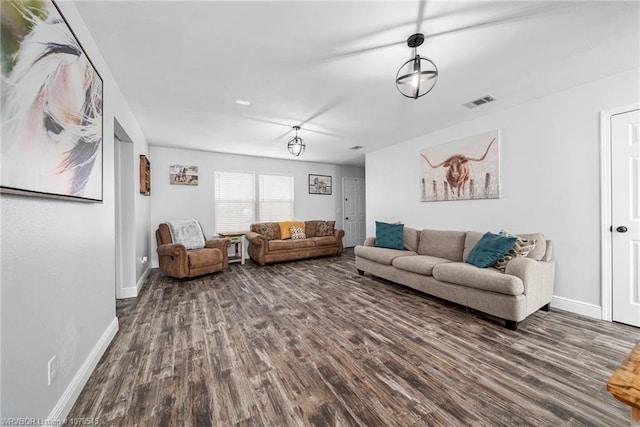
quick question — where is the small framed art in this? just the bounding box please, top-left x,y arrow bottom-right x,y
309,174 -> 332,195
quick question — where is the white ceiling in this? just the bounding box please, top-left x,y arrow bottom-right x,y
74,1 -> 640,166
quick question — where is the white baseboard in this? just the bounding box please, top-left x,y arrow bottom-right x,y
46,317 -> 119,423
117,266 -> 150,299
551,295 -> 602,319
136,266 -> 150,294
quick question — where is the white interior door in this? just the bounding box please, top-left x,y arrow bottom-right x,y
343,177 -> 366,247
612,109 -> 640,327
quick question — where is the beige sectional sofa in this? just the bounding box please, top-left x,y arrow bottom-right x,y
247,220 -> 344,266
354,228 -> 555,330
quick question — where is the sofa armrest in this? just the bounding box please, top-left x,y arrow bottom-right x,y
205,238 -> 231,252
246,231 -> 268,265
506,257 -> 555,314
246,231 -> 266,246
541,240 -> 553,262
157,243 -> 187,257
363,237 -> 376,247
334,228 -> 345,255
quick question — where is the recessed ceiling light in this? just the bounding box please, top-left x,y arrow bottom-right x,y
235,99 -> 251,106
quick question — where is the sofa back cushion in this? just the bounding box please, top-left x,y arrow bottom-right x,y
403,227 -> 420,252
418,229 -> 466,261
463,231 -> 484,262
304,220 -> 318,237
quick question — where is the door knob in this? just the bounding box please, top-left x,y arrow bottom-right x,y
616,226 -> 628,233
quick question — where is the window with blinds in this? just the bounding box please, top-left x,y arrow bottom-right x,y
214,171 -> 256,233
259,174 -> 294,222
214,171 -> 294,233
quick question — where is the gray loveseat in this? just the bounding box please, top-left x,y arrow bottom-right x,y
354,228 -> 555,330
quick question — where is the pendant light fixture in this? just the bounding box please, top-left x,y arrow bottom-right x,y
287,126 -> 305,157
395,33 -> 438,99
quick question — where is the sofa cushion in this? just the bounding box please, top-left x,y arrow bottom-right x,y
305,220 -> 319,237
466,232 -> 517,268
518,233 -> 546,260
375,221 -> 404,250
279,221 -> 306,239
291,239 -> 316,249
354,245 -> 416,265
316,220 -> 336,237
403,227 -> 420,252
267,240 -> 294,251
188,248 -> 222,269
432,262 -> 525,296
311,236 -> 337,247
418,229 -> 466,261
392,255 -> 452,276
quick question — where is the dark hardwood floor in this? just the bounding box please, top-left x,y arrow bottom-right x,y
68,249 -> 639,426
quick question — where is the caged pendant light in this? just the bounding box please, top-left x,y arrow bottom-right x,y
287,126 -> 306,157
395,33 -> 438,99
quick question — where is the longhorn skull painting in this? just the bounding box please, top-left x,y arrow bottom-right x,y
419,131 -> 500,202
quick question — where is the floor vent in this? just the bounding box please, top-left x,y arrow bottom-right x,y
464,94 -> 497,109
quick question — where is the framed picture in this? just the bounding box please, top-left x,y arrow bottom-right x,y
309,174 -> 332,195
419,130 -> 500,202
170,165 -> 198,186
1,0 -> 104,202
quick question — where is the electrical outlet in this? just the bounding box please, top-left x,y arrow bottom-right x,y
48,355 -> 57,386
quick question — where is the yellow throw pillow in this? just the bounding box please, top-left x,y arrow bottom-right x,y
279,221 -> 305,239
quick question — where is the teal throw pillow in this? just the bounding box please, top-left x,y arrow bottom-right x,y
466,232 -> 517,268
375,221 -> 404,250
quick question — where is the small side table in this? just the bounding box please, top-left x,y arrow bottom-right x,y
218,231 -> 247,265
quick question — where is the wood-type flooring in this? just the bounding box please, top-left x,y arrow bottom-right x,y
68,250 -> 639,426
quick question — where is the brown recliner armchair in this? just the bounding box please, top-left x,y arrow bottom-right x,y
156,221 -> 231,279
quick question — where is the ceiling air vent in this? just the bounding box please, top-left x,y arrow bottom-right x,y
349,145 -> 364,150
464,94 -> 497,109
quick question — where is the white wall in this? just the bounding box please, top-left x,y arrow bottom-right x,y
365,68 -> 640,317
149,146 -> 364,266
0,2 -> 150,421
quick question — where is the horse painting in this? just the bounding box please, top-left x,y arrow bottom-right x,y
1,0 -> 103,200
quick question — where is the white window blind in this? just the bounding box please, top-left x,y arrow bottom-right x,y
214,171 -> 294,233
214,171 -> 255,234
259,174 -> 294,222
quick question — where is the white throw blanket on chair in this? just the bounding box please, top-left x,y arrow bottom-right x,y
166,218 -> 206,249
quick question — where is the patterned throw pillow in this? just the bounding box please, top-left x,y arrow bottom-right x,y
316,220 -> 335,237
290,226 -> 306,240
494,230 -> 536,272
255,223 -> 280,240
